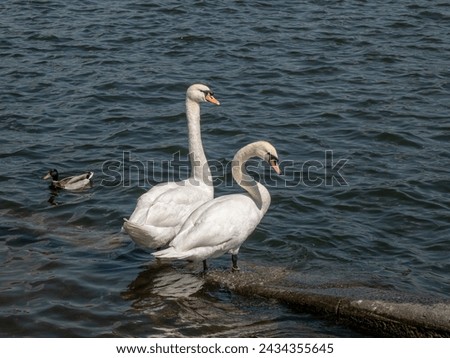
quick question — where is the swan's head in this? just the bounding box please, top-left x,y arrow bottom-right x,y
238,141 -> 281,175
43,169 -> 59,181
186,84 -> 220,106
259,142 -> 281,175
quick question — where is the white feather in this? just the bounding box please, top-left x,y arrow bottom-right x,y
153,141 -> 280,269
123,84 -> 220,249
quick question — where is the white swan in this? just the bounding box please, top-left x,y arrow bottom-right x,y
153,141 -> 281,271
123,84 -> 220,249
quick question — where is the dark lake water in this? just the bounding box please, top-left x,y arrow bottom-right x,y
1,0 -> 449,337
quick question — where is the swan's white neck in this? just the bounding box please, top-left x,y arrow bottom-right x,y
232,146 -> 271,214
186,97 -> 212,186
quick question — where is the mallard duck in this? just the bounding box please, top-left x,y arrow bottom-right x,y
43,169 -> 94,190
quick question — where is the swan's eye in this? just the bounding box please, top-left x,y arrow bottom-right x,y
267,152 -> 278,165
200,90 -> 212,96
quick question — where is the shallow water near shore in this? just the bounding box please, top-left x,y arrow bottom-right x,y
1,0 -> 449,337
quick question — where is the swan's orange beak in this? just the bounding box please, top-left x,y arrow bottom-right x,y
270,161 -> 281,175
205,93 -> 220,106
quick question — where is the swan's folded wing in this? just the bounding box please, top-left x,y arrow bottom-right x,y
133,181 -> 180,206
138,184 -> 212,228
170,194 -> 261,252
128,181 -> 181,223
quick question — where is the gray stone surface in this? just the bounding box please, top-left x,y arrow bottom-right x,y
205,264 -> 450,337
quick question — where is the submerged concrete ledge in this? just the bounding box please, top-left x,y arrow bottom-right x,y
205,264 -> 450,337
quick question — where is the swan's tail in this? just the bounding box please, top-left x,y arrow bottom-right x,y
122,218 -> 172,249
153,245 -> 227,263
152,247 -> 190,261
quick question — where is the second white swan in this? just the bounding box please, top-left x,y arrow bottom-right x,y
123,84 -> 220,249
153,141 -> 281,271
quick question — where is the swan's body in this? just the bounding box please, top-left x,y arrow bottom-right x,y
123,84 -> 220,249
153,141 -> 281,270
43,169 -> 94,190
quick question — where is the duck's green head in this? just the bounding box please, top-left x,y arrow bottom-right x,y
43,169 -> 58,181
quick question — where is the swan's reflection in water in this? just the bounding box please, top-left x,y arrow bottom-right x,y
122,263 -> 253,337
120,263 -> 326,337
126,263 -> 204,299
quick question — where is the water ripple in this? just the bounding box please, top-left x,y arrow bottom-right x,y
1,0 -> 449,338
